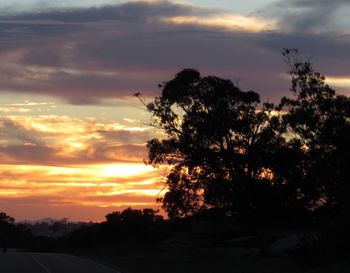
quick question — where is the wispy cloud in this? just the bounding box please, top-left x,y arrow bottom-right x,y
0,101 -> 55,113
0,115 -> 153,164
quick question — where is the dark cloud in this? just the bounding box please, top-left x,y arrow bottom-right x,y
0,22 -> 83,49
0,118 -> 45,146
20,46 -> 63,67
96,129 -> 152,144
0,1 -> 349,104
0,142 -> 146,165
0,145 -> 57,164
78,143 -> 147,164
259,0 -> 350,32
1,1 -> 204,23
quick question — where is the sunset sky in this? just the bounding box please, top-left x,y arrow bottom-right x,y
0,0 -> 349,221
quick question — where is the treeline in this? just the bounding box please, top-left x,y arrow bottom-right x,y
0,208 -> 243,252
68,208 -> 165,248
0,212 -> 33,248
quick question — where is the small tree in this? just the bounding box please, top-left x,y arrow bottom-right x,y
0,212 -> 15,223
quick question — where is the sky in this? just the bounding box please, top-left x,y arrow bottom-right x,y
0,0 -> 349,222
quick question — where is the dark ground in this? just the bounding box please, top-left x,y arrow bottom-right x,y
81,243 -> 350,273
0,252 -> 120,273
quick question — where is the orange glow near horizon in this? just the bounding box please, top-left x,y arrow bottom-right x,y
0,162 -> 168,221
327,76 -> 350,88
0,109 -> 169,222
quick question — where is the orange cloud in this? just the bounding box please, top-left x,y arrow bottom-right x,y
0,163 -> 167,221
0,113 -> 168,221
0,115 -> 153,164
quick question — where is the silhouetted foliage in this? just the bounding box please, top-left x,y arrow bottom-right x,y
145,69 -> 293,228
142,52 -> 350,259
0,212 -> 15,223
0,212 -> 33,248
68,208 -> 165,249
105,208 -> 163,224
280,48 -> 350,216
279,48 -> 350,265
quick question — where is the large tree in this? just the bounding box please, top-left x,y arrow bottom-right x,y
144,69 -> 290,223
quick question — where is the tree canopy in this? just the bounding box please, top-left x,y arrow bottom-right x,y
280,48 -> 350,214
0,212 -> 15,223
144,69 -> 291,222
144,49 -> 350,224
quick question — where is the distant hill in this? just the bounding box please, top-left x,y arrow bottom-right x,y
20,217 -> 64,224
19,218 -> 93,237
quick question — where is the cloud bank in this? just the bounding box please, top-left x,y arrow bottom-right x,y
0,0 -> 348,104
259,0 -> 350,32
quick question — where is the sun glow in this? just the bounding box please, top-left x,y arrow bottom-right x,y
160,14 -> 277,32
327,76 -> 350,87
0,161 -> 167,220
99,164 -> 155,178
0,76 -> 166,221
0,110 -> 168,221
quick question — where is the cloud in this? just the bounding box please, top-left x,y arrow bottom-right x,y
0,118 -> 45,146
0,0 -> 349,105
3,1 -> 202,22
259,0 -> 350,33
0,158 -> 166,221
0,1 -> 277,103
0,115 -> 153,165
161,14 -> 277,32
0,0 -> 112,15
0,145 -> 57,165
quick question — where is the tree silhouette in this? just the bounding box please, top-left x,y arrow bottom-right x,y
280,48 -> 350,215
277,49 -> 350,264
105,207 -> 163,224
0,212 -> 15,223
145,69 -> 290,227
142,52 -> 350,258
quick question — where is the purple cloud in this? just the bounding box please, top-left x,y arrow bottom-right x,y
0,1 -> 348,104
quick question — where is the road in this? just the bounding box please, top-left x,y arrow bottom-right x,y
0,252 -> 121,273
